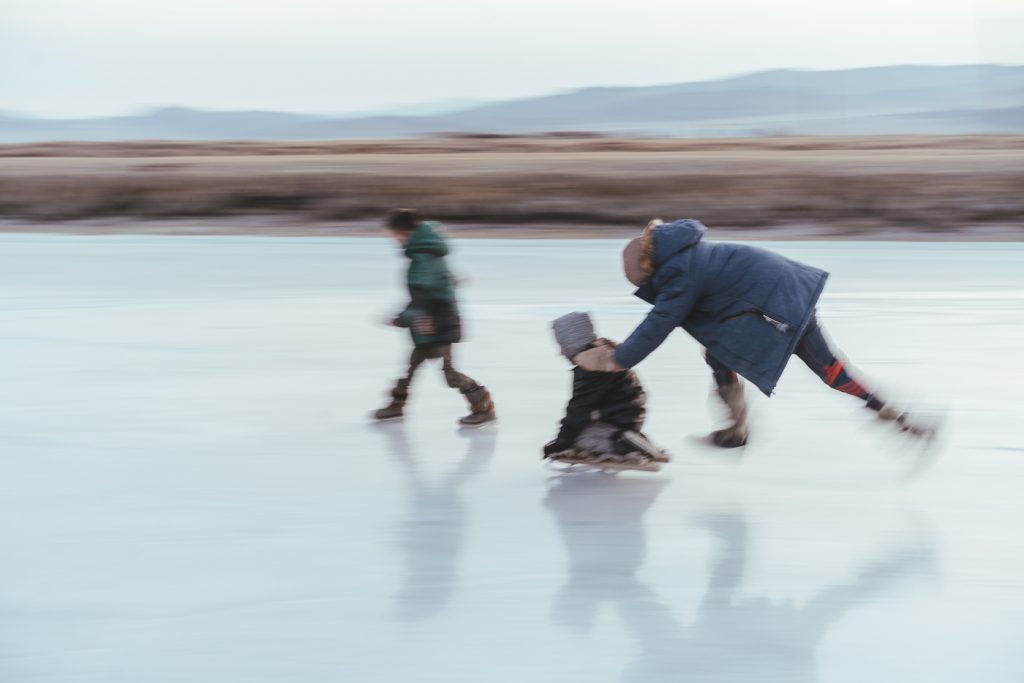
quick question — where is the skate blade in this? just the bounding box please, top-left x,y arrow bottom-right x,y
685,434 -> 748,463
457,418 -> 497,431
547,455 -> 661,473
686,433 -> 746,448
894,411 -> 947,482
618,431 -> 672,462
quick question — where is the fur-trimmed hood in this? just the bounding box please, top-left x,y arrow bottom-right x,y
623,219 -> 706,286
648,219 -> 706,271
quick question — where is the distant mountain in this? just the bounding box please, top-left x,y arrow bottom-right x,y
2,65 -> 1022,142
0,107 -> 327,142
365,98 -> 493,117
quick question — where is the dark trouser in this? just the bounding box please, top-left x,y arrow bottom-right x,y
705,313 -> 885,411
390,344 -> 483,404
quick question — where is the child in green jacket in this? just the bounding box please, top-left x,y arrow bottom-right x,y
373,209 -> 496,427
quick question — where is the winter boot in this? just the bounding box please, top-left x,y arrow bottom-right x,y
371,400 -> 405,421
458,386 -> 497,428
710,382 -> 749,448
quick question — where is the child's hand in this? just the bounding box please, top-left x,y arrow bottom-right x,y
381,315 -> 400,327
411,316 -> 435,335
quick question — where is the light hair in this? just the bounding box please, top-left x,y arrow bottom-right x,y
639,218 -> 662,276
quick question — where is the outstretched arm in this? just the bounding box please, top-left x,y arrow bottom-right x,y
614,273 -> 698,369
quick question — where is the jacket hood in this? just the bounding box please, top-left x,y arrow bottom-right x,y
650,219 -> 706,270
404,221 -> 449,257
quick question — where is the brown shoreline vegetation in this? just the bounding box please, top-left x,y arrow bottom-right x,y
0,135 -> 1022,239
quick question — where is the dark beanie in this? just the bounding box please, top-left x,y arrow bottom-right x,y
387,208 -> 421,232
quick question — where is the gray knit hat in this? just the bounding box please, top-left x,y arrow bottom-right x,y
552,312 -> 597,360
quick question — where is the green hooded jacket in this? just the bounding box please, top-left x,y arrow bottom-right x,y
396,222 -> 462,347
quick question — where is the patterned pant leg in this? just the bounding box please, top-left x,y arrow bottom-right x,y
391,347 -> 430,402
440,345 -> 483,396
794,314 -> 884,411
704,350 -> 740,388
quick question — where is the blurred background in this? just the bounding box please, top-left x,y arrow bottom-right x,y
2,0 -> 1022,238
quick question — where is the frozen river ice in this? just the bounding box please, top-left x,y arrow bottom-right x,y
1,234 -> 1023,682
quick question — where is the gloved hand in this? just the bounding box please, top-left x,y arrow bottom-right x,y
573,345 -> 622,372
411,316 -> 435,335
543,439 -> 571,459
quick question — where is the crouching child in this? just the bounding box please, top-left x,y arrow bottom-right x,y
544,312 -> 669,467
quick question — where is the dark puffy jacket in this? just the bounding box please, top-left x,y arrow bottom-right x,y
613,219 -> 828,396
556,345 -> 647,445
395,222 -> 462,347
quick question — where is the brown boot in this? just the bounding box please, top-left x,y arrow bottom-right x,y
710,382 -> 749,448
458,386 -> 496,428
371,400 -> 405,421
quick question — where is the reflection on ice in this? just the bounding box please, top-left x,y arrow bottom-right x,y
544,473 -> 937,682
545,474 -> 669,631
374,423 -> 497,620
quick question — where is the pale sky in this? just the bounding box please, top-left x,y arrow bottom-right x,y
2,0 -> 1022,118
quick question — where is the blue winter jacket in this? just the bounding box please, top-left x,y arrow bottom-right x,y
613,220 -> 828,396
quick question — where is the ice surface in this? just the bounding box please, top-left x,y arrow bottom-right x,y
1,234 -> 1023,682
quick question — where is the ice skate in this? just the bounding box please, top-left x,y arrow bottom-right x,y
618,430 -> 671,463
874,404 -> 946,481
877,404 -> 938,440
547,448 -> 662,473
458,386 -> 497,428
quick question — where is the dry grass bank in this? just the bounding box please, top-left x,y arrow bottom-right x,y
0,136 -> 1021,237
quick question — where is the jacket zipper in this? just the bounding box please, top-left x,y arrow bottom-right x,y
721,308 -> 792,333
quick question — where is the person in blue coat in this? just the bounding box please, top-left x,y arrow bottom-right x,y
574,219 -> 930,447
